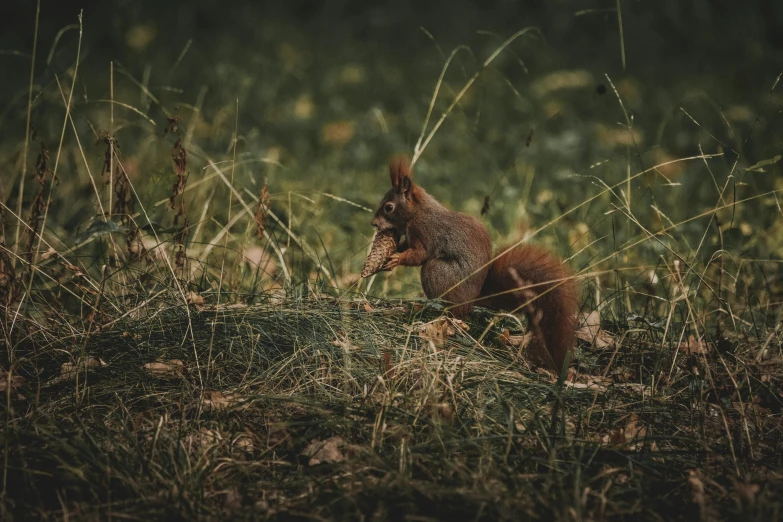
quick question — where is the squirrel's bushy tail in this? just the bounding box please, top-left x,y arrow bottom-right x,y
479,244 -> 578,373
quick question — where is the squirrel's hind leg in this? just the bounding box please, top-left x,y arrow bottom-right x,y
421,259 -> 486,319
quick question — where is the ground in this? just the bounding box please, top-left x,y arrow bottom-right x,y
1,1 -> 782,520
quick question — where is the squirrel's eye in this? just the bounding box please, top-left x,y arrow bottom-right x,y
384,203 -> 394,213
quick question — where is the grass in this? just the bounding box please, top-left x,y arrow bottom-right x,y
1,1 -> 783,520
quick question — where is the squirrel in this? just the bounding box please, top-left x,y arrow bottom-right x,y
371,156 -> 578,373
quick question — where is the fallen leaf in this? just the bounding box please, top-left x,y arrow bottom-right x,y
578,310 -> 601,338
615,382 -> 650,394
301,436 -> 355,466
601,414 -> 648,448
732,480 -> 760,506
504,332 -> 532,349
0,372 -> 24,393
222,488 -> 242,512
202,390 -> 247,411
575,311 -> 616,349
233,432 -> 254,455
187,291 -> 205,306
606,427 -> 626,446
450,318 -> 469,332
143,359 -> 185,379
184,427 -> 224,451
432,403 -> 454,423
623,414 -> 647,441
688,470 -> 712,518
382,351 -> 395,379
40,247 -> 58,261
678,335 -> 710,355
565,370 -> 612,392
418,318 -> 456,349
54,357 -> 107,383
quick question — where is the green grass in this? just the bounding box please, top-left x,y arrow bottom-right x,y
1,1 -> 783,520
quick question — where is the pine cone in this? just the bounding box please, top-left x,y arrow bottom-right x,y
362,230 -> 399,278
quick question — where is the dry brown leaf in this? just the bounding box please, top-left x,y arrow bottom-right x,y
615,382 -> 650,394
254,183 -> 271,238
606,427 -> 626,446
40,247 -> 58,261
187,291 -> 205,306
732,480 -> 760,506
55,357 -> 107,383
301,436 -> 355,466
601,414 -> 647,449
243,246 -> 277,276
232,432 -> 254,456
678,335 -> 710,355
432,403 -> 454,423
382,350 -> 395,379
184,427 -> 224,451
575,310 -> 616,349
566,381 -> 609,391
535,367 -> 557,380
565,370 -> 612,392
418,318 -> 456,349
0,372 -> 24,393
580,310 -> 601,337
688,470 -> 709,516
143,359 -> 185,379
362,302 -> 374,313
624,414 -> 647,441
450,318 -> 470,332
202,390 -> 247,411
498,329 -> 531,350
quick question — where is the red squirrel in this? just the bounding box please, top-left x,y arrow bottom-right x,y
371,156 -> 578,372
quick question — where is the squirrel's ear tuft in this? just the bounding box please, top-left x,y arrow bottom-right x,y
389,155 -> 413,190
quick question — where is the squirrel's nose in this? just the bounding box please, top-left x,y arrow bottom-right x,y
371,217 -> 379,228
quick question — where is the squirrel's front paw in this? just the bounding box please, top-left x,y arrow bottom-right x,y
381,253 -> 401,271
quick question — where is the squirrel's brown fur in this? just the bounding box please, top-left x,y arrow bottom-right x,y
372,155 -> 577,373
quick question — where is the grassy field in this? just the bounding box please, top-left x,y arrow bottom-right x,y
1,1 -> 782,520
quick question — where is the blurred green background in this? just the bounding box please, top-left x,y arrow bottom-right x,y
1,0 -> 782,309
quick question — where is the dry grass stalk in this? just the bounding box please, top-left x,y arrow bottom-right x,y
254,182 -> 270,239
169,138 -> 190,273
22,142 -> 54,267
